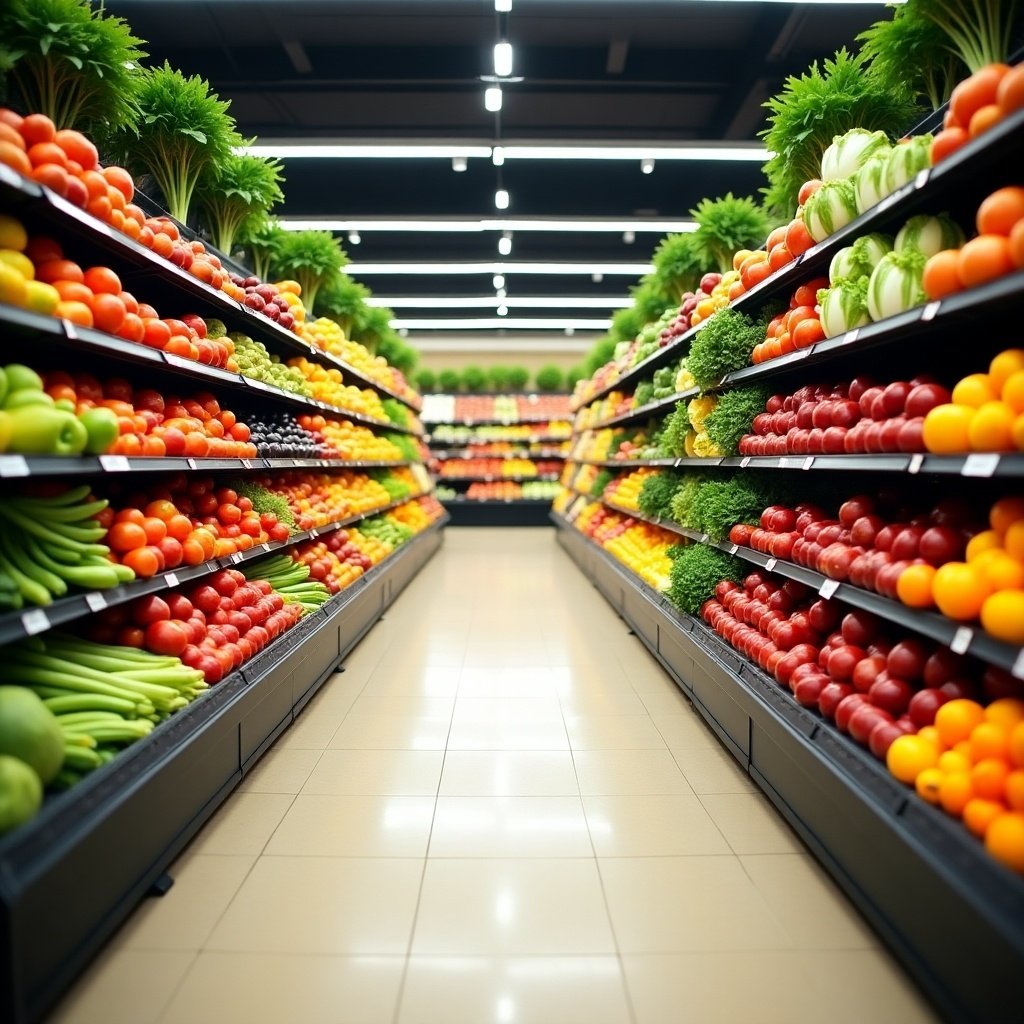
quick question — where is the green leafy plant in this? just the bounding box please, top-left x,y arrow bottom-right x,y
565,365 -> 586,390
704,385 -> 770,456
0,0 -> 146,134
199,152 -> 285,256
630,275 -> 677,325
688,479 -> 770,542
237,216 -> 286,283
857,1 -> 967,109
507,366 -> 530,391
271,230 -> 348,313
461,366 -> 487,393
438,369 -> 460,392
915,0 -> 1018,73
666,544 -> 744,615
638,472 -> 682,521
686,308 -> 768,390
315,273 -> 371,336
591,469 -> 613,498
669,473 -> 706,527
377,333 -> 417,376
760,49 -> 919,218
651,232 -> 705,300
583,337 -> 619,377
414,368 -> 437,393
350,305 -> 392,356
661,401 -> 693,458
535,365 -> 564,392
108,61 -> 242,223
487,366 -> 511,392
692,195 -> 772,274
609,306 -> 644,343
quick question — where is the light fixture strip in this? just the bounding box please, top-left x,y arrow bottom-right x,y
277,217 -> 696,233
366,296 -> 632,309
346,261 -> 653,275
391,317 -> 611,330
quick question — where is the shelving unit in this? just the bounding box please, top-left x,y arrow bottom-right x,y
554,110 -> 1024,1024
424,393 -> 571,525
0,163 -> 444,1024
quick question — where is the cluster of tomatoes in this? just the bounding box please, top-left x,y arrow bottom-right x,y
931,63 -> 1024,164
96,478 -> 290,579
43,372 -> 254,460
750,277 -> 827,363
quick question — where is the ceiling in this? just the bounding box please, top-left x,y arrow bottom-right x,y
106,0 -> 888,354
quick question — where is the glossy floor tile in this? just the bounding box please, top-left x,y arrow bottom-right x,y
54,528 -> 935,1024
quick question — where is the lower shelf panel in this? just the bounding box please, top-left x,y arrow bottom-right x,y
441,500 -> 554,526
0,520 -> 446,1024
552,515 -> 1024,1024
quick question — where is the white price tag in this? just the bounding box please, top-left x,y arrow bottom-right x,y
309,528 -> 320,538
62,319 -> 78,340
164,572 -> 179,587
915,168 -> 930,190
727,543 -> 739,555
950,626 -> 973,655
187,458 -> 198,470
699,534 -> 710,544
261,543 -> 272,552
163,353 -> 194,370
1012,648 -> 1024,681
803,457 -> 814,471
921,301 -> 941,322
908,454 -> 924,474
85,592 -> 107,612
740,457 -> 751,468
241,459 -> 253,469
230,552 -> 244,564
962,454 -> 999,478
99,455 -> 130,472
842,328 -> 860,346
21,608 -> 49,635
764,557 -> 778,572
0,455 -> 29,478
779,458 -> 801,470
819,578 -> 840,599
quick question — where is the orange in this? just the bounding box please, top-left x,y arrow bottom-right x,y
980,590 -> 1024,644
917,726 -> 946,751
990,496 -> 1024,535
1005,521 -> 1024,560
972,722 -> 1011,762
939,749 -> 973,775
977,188 -> 1024,237
886,734 -> 939,784
966,529 -> 1003,561
968,401 -> 1016,451
54,300 -> 94,327
1011,722 -> 1024,768
915,767 -> 944,804
895,563 -> 936,608
1006,372 -> 1024,412
922,404 -> 974,453
106,521 -> 147,552
935,699 -> 986,748
1013,413 -> 1024,451
972,757 -> 1011,800
990,349 -> 1024,392
985,698 -> 1024,728
932,561 -> 992,620
977,551 -> 1024,590
963,798 -> 1004,838
985,811 -> 1024,872
938,772 -> 974,816
952,373 -> 998,408
1005,770 -> 1024,810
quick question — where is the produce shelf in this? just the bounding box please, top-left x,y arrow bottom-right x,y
0,170 -> 421,412
431,449 -> 567,460
0,454 -> 417,479
0,304 -> 425,438
571,110 -> 1024,411
0,516 -> 446,1024
422,416 -> 570,427
427,433 -> 571,446
437,473 -> 561,484
551,513 -> 1024,1024
441,499 -> 554,526
577,487 -> 1024,679
0,490 -> 432,647
568,452 -> 1024,478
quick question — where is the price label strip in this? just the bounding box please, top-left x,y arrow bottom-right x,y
950,626 -> 973,656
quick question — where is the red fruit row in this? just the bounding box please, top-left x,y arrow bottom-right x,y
701,573 -> 1022,763
740,376 -> 951,457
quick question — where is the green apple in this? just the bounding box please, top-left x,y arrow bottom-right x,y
4,390 -> 54,411
4,365 -> 43,394
78,407 -> 120,455
8,408 -> 88,454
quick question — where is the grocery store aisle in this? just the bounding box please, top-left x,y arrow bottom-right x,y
51,529 -> 939,1024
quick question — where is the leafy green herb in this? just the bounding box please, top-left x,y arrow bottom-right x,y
380,398 -> 409,427
237,216 -> 286,283
630,275 -> 678,325
591,469 -> 613,498
271,230 -> 348,313
686,308 -> 766,391
315,273 -> 371,335
704,385 -> 770,456
535,365 -> 564,392
634,380 -> 655,408
438,369 -> 461,392
461,366 -> 487,393
583,337 -> 618,376
692,195 -> 772,274
414,368 -> 437,393
661,401 -> 693,458
857,1 -> 967,109
638,472 -> 681,521
199,152 -> 285,256
487,366 -> 511,392
610,306 -> 644,343
109,61 -> 242,223
760,49 -> 919,218
234,480 -> 295,529
0,0 -> 146,134
652,232 -> 705,300
918,0 -> 1017,73
508,367 -> 530,391
666,544 -> 744,615
350,305 -> 394,357
669,473 -> 706,527
376,333 -> 417,376
688,478 -> 768,542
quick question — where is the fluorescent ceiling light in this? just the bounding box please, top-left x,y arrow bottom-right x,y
495,188 -> 510,210
367,296 -> 631,309
484,87 -> 503,113
641,158 -> 655,174
347,261 -> 652,275
277,217 -> 695,233
497,235 -> 513,255
242,143 -> 492,159
501,144 -> 766,161
492,275 -> 505,289
392,317 -> 611,331
492,146 -> 505,166
495,0 -> 512,11
494,42 -> 514,77
497,305 -> 509,316
451,155 -> 467,172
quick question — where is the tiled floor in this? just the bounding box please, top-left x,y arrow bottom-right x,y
49,528 -> 940,1024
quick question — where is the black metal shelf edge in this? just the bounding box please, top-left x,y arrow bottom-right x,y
437,474 -> 561,484
440,497 -> 555,505
575,487 -> 1024,677
0,490 -> 432,646
0,170 -> 421,412
567,452 -> 1024,477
